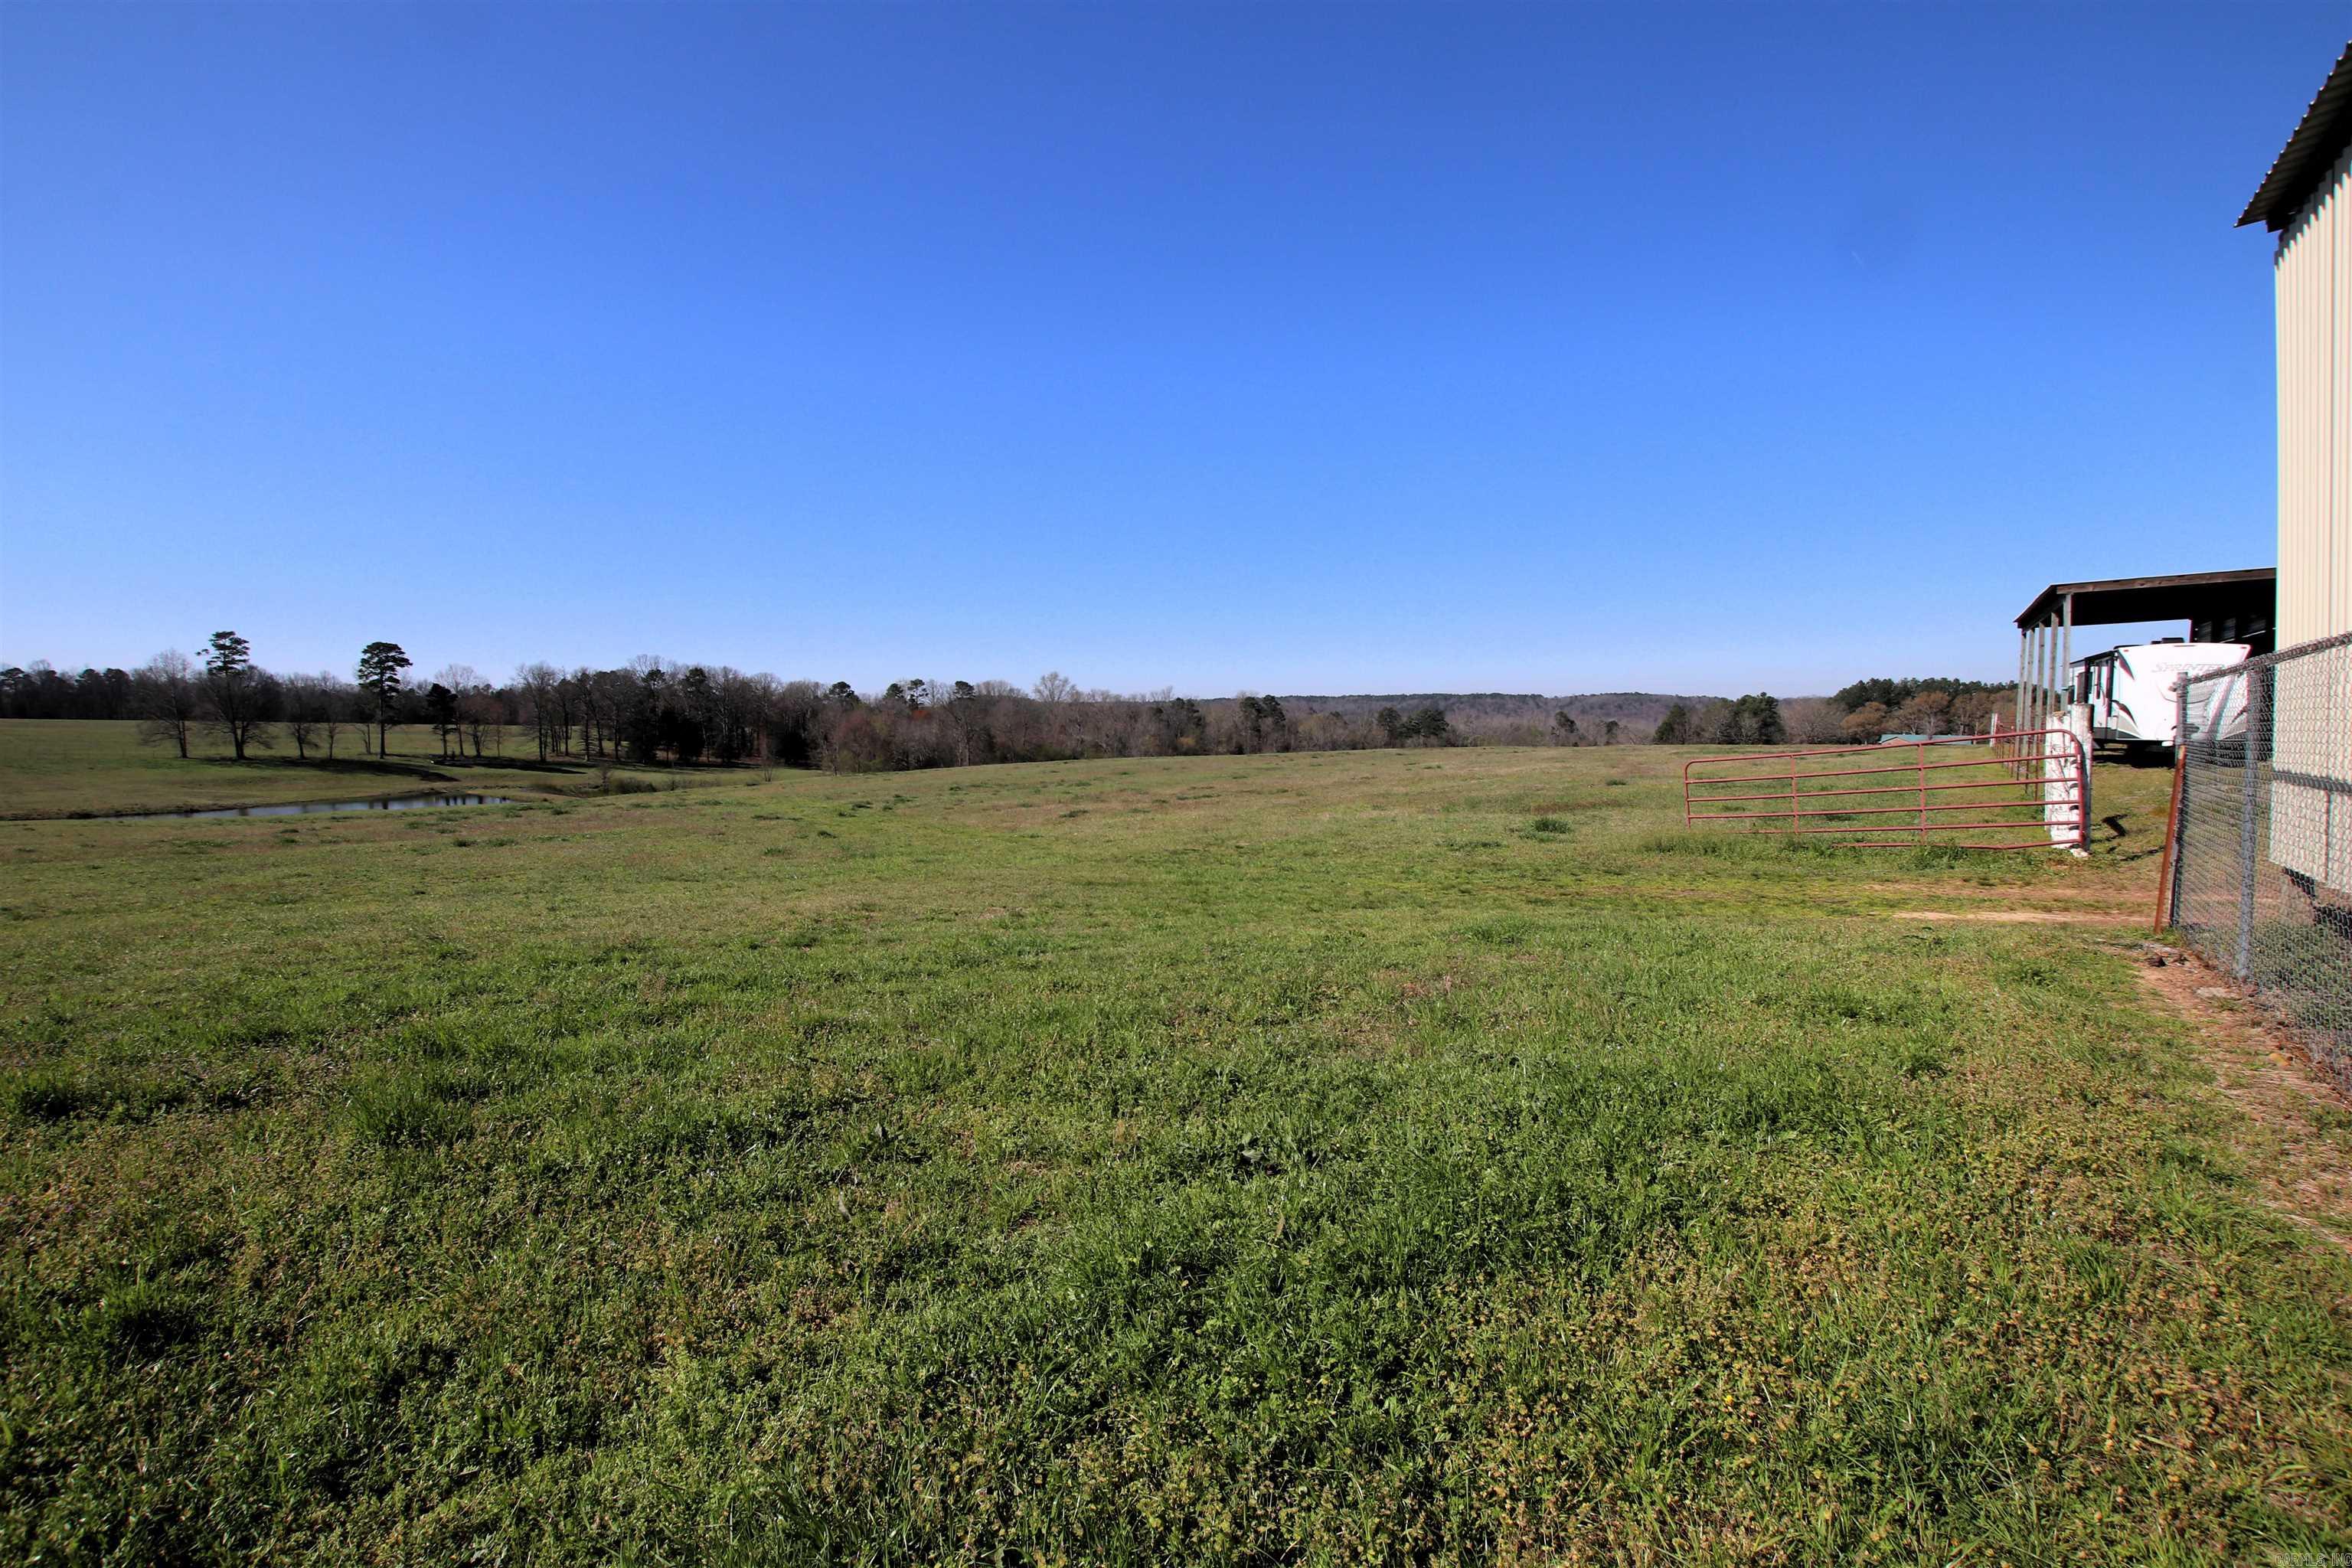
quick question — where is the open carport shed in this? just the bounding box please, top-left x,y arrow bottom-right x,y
2011,567 -> 2275,735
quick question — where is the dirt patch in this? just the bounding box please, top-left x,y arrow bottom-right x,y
1890,909 -> 2141,926
1860,880 -> 2138,903
2135,948 -> 2352,1259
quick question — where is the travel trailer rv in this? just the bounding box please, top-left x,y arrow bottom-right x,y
2069,641 -> 2249,751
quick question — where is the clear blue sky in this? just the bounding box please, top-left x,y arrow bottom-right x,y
1,3 -> 2341,697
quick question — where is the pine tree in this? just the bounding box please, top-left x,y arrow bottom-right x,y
356,642 -> 413,757
201,630 -> 273,760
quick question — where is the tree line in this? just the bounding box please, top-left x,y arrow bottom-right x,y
1821,677 -> 2007,743
2,640 -> 1457,771
0,640 -> 2008,772
1285,690 -> 1715,741
1651,694 -> 1789,746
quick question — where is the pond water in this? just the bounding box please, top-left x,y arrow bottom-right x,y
115,793 -> 521,822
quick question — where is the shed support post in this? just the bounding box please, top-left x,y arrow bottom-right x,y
2046,614 -> 2059,728
2025,623 -> 2039,738
2234,668 -> 2262,978
2014,629 -> 2028,758
2038,618 -> 2052,733
2061,593 -> 2073,704
2024,623 -> 2036,738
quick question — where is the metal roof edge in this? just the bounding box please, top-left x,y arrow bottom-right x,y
2014,568 -> 2276,629
2240,42 -> 2352,231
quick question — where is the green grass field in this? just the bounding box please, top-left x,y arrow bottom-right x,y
0,719 -> 706,818
3,730 -> 2348,1563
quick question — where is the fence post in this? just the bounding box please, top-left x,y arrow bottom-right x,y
2169,682 -> 2190,929
2156,705 -> 2186,932
2234,669 -> 2262,979
2069,704 -> 2091,849
1917,739 -> 1927,843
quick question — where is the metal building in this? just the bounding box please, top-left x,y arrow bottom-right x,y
2240,44 -> 2352,898
2242,41 -> 2352,648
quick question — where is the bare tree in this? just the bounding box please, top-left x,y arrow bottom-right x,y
558,671 -> 586,756
518,662 -> 562,762
436,665 -> 492,758
318,674 -> 355,760
136,649 -> 200,759
585,668 -> 632,758
1779,697 -> 1848,746
1033,671 -> 1076,705
569,667 -> 602,756
943,681 -> 986,766
1888,688 -> 1952,739
281,674 -> 327,760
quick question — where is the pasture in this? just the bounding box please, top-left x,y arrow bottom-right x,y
2,733 -> 2347,1563
0,719 -> 695,819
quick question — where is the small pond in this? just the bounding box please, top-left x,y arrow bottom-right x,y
114,793 -> 521,822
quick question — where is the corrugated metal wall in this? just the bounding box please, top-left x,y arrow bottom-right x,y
2275,140 -> 2351,645
2272,145 -> 2352,891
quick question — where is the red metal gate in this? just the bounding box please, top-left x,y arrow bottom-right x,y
1681,731 -> 2089,851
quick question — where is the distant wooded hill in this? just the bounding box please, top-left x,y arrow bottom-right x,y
1279,692 -> 1725,731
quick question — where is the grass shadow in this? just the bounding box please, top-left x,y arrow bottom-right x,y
194,756 -> 462,784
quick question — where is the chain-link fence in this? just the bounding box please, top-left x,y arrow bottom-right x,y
2166,630 -> 2352,1086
